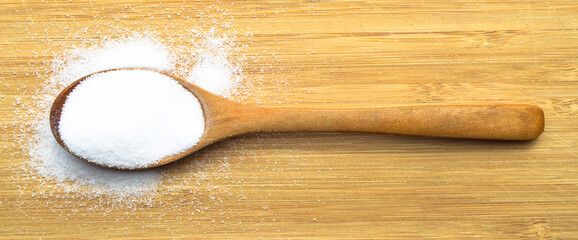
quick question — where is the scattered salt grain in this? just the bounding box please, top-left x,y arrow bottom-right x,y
58,69 -> 205,169
188,54 -> 236,96
186,34 -> 242,97
51,36 -> 174,89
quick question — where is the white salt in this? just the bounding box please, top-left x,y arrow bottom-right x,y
186,35 -> 242,97
52,36 -> 175,89
30,127 -> 162,196
188,55 -> 235,96
27,33 -> 241,198
28,36 -> 174,197
58,69 -> 205,169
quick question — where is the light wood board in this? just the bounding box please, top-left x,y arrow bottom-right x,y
1,0 -> 577,239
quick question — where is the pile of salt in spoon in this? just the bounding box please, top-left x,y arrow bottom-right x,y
57,69 -> 205,169
27,35 -> 244,198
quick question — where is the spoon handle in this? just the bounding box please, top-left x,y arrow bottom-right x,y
251,104 -> 544,140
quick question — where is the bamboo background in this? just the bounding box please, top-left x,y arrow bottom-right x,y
1,0 -> 577,239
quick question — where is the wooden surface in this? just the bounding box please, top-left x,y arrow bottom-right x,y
1,0 -> 577,239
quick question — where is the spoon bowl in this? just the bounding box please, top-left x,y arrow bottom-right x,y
51,68 -> 545,170
50,68 -> 248,169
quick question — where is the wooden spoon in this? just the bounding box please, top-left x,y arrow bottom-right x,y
50,68 -> 545,170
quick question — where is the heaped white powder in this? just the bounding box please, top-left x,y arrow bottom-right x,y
28,36 -> 175,198
58,69 -> 205,169
27,33 -> 239,198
